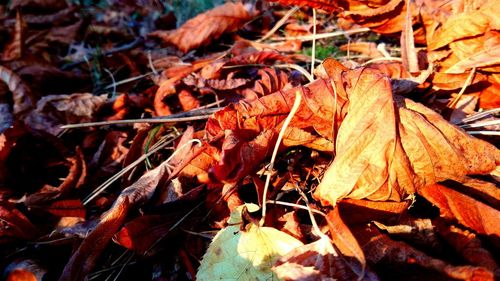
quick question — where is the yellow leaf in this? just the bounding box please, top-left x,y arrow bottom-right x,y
197,204 -> 304,281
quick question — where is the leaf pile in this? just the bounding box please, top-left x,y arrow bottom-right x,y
0,0 -> 499,280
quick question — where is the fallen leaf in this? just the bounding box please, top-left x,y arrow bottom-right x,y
45,199 -> 86,218
326,207 -> 366,278
197,203 -> 303,281
314,66 -> 499,206
435,220 -> 498,271
272,236 -> 376,281
150,2 -> 256,53
0,204 -> 38,243
24,93 -> 107,135
418,183 -> 500,239
59,157 -> 172,280
2,10 -> 25,61
339,42 -> 384,59
357,225 -> 494,280
0,65 -> 33,115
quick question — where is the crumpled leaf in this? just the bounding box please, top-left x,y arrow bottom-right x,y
0,65 -> 33,116
150,2 -> 256,53
357,225 -> 494,280
197,203 -> 303,281
206,78 -> 339,183
59,158 -> 172,280
314,66 -> 499,206
428,1 -> 499,51
436,221 -> 498,271
24,93 -> 106,135
207,61 -> 498,198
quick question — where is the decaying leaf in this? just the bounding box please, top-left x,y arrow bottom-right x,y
314,65 -> 499,206
357,225 -> 494,280
59,158 -> 172,280
150,2 -> 256,53
197,203 -> 303,281
24,93 -> 107,135
0,65 -> 33,115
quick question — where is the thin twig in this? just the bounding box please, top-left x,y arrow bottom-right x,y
310,8 -> 317,77
61,107 -> 221,129
461,108 -> 500,123
447,67 -> 476,109
269,27 -> 370,42
257,6 -> 299,42
260,90 -> 302,227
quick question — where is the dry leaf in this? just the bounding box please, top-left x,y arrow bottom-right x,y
314,66 -> 499,206
326,208 -> 367,279
419,183 -> 500,240
59,158 -> 172,280
0,204 -> 38,243
0,65 -> 33,115
272,236 -> 375,281
2,10 -> 25,61
358,225 -> 494,280
150,2 -> 255,53
24,93 -> 107,135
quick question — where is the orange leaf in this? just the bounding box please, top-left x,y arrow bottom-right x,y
419,183 -> 500,239
314,66 -> 499,206
150,2 -> 255,53
47,199 -> 86,218
326,208 -> 366,278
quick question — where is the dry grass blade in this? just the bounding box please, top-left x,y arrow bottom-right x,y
260,90 -> 302,226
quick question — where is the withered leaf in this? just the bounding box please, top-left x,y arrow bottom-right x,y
0,65 -> 33,115
357,225 -> 494,280
150,2 -> 255,53
314,66 -> 499,206
25,93 -> 107,135
0,204 -> 38,243
59,158 -> 171,280
419,183 -> 500,239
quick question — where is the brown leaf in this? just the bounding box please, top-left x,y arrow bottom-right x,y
268,0 -> 341,13
150,2 -> 255,53
206,78 -> 339,183
326,208 -> 366,279
178,89 -> 200,111
25,93 -> 107,135
2,10 -> 25,61
59,157 -> 171,280
0,204 -> 38,243
418,183 -> 500,239
428,2 -> 497,51
436,220 -> 498,271
314,66 -> 499,206
338,199 -> 411,225
357,225 -> 494,280
0,65 -> 33,115
339,42 -> 384,59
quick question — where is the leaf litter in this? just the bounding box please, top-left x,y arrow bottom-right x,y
0,0 -> 499,280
